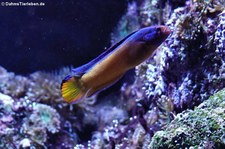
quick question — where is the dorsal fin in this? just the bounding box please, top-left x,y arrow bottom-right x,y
72,30 -> 137,77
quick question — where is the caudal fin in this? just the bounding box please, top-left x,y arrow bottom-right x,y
61,75 -> 85,104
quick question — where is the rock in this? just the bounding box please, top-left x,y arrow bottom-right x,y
19,138 -> 31,148
149,88 -> 225,148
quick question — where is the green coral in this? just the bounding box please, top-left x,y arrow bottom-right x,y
149,88 -> 225,148
22,104 -> 60,145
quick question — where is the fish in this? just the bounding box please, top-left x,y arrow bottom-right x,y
61,25 -> 171,104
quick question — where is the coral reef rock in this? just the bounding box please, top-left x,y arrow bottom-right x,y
149,88 -> 225,148
1,0 -> 225,148
133,0 -> 225,113
0,66 -> 78,148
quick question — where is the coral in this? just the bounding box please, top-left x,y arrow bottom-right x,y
135,0 -> 225,112
0,66 -> 130,148
214,9 -> 225,53
73,95 -> 174,148
0,92 -> 62,148
0,67 -> 79,148
1,0 -> 225,148
73,0 -> 225,148
22,104 -> 61,145
0,68 -> 28,98
149,88 -> 225,148
95,105 -> 128,129
0,66 -> 72,104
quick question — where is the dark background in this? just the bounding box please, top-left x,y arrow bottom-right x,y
0,0 -> 129,74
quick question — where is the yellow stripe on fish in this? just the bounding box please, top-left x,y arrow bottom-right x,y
61,25 -> 171,104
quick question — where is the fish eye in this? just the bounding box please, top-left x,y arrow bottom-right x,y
156,27 -> 161,34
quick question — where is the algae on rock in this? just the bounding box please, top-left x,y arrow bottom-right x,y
149,88 -> 225,148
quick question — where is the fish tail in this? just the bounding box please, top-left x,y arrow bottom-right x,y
61,75 -> 85,103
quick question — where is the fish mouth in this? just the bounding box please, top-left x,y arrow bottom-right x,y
161,26 -> 171,36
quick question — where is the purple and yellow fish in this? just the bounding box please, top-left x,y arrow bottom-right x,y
61,25 -> 171,103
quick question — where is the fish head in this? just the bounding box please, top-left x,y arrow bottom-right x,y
125,25 -> 171,66
132,25 -> 171,47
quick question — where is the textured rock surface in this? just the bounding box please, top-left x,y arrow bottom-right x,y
150,88 -> 225,148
